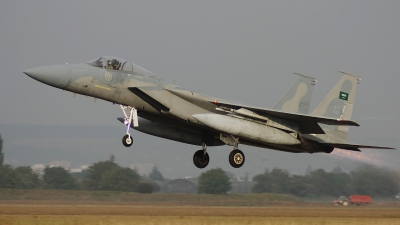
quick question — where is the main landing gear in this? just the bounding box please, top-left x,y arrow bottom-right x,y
192,141 -> 246,169
193,143 -> 209,169
228,141 -> 245,168
120,105 -> 138,147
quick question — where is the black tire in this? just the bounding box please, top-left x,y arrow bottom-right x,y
122,135 -> 133,147
229,149 -> 245,168
193,150 -> 209,169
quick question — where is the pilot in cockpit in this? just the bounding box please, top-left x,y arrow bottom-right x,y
107,59 -> 120,70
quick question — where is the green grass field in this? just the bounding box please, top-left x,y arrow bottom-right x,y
1,204 -> 400,225
1,190 -> 399,225
0,189 -> 300,205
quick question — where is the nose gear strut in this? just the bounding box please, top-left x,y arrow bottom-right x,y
120,105 -> 138,147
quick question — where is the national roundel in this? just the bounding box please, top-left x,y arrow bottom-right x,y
103,72 -> 115,83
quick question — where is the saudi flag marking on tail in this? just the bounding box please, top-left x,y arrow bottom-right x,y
339,91 -> 349,101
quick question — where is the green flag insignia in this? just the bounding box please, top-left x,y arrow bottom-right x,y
339,91 -> 349,101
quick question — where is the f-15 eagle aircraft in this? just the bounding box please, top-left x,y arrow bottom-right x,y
24,56 -> 394,169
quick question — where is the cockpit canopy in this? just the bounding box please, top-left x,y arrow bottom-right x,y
86,56 -> 157,82
87,56 -> 133,72
87,56 -> 155,77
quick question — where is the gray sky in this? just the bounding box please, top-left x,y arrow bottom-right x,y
1,1 -> 399,178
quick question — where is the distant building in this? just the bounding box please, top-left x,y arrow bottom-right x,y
185,177 -> 199,186
130,163 -> 154,175
152,181 -> 166,192
70,165 -> 89,173
229,181 -> 255,194
160,179 -> 197,194
31,164 -> 45,175
49,160 -> 71,169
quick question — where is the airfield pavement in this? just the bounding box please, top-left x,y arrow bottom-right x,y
1,202 -> 400,225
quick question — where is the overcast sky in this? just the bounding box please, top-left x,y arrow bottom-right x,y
1,1 -> 399,178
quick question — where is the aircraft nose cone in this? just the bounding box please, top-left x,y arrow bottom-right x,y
24,65 -> 71,89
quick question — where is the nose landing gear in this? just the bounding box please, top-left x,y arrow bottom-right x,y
122,135 -> 133,147
120,105 -> 138,147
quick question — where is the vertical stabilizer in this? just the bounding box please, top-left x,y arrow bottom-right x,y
311,72 -> 360,140
273,73 -> 316,114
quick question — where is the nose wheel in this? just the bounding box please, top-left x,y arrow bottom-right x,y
193,143 -> 209,168
120,105 -> 138,148
122,134 -> 133,147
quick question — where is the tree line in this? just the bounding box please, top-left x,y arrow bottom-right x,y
0,155 -> 398,197
252,165 -> 399,198
0,157 -> 164,193
0,134 -> 4,166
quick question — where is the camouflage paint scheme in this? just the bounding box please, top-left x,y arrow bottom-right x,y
273,73 -> 316,114
24,56 -> 394,168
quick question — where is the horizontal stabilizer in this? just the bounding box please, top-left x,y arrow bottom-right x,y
322,142 -> 395,152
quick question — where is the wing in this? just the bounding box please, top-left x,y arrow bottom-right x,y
210,100 -> 359,134
323,143 -> 395,152
128,87 -> 170,113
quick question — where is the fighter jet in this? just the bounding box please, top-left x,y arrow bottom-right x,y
24,56 -> 394,169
